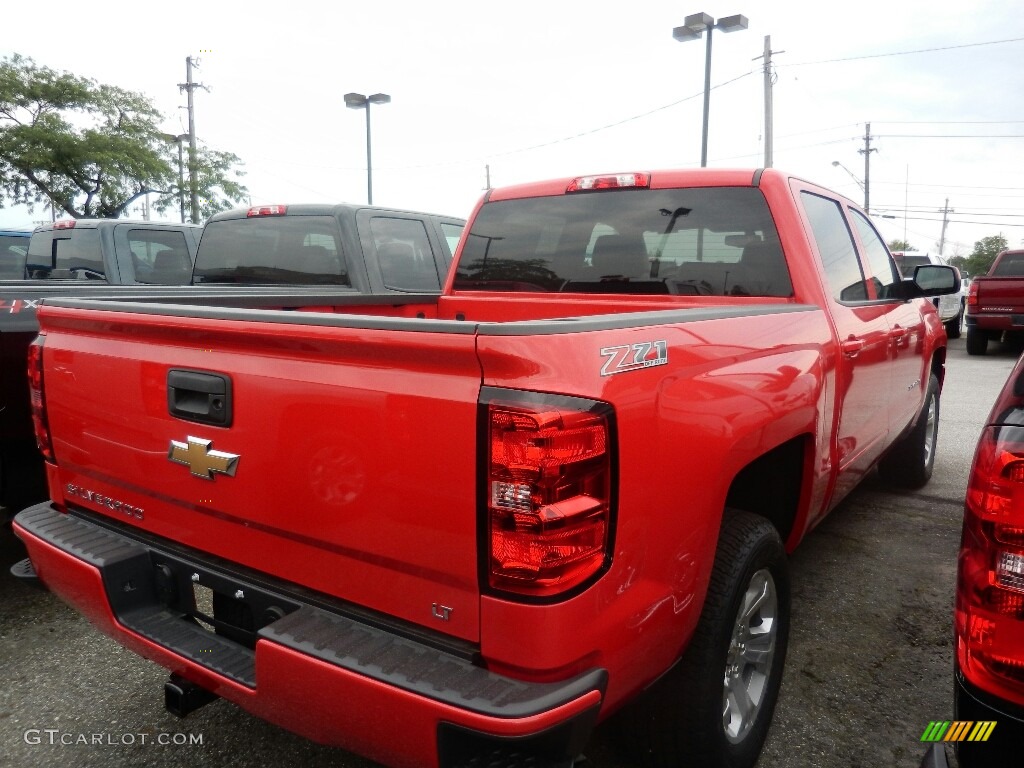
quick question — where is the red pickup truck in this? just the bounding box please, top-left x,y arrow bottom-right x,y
965,248 -> 1024,355
12,169 -> 958,768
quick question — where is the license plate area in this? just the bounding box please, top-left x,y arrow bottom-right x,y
191,583 -> 216,632
151,553 -> 301,649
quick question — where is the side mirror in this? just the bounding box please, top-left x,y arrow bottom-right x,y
909,264 -> 960,297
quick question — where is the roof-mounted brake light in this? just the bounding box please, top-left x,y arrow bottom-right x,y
247,205 -> 288,217
53,220 -> 76,229
567,173 -> 650,193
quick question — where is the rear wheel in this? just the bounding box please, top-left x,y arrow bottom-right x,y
614,510 -> 789,768
878,373 -> 939,489
966,327 -> 989,356
945,301 -> 963,339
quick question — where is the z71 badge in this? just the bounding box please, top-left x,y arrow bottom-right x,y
600,341 -> 669,376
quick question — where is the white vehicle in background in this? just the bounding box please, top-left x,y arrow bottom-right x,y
892,251 -> 965,338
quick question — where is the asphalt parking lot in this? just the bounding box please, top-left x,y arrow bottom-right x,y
1,335 -> 1018,768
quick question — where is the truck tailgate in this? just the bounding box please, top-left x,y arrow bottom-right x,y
975,277 -> 1024,313
39,304 -> 483,642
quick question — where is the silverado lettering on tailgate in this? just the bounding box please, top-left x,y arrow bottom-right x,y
65,483 -> 144,520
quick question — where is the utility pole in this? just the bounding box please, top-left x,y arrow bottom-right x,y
178,57 -> 208,224
484,164 -> 492,190
858,122 -> 877,213
753,35 -> 783,168
938,198 -> 954,256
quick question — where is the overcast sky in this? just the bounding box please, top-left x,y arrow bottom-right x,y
2,1 -> 1022,259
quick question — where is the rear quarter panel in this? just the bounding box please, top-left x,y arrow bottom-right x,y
475,305 -> 834,711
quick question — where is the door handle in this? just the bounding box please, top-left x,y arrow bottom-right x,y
841,337 -> 865,358
168,369 -> 232,427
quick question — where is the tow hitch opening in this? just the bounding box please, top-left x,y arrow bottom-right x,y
164,673 -> 218,717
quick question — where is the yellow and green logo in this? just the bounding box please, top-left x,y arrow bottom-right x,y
921,721 -> 996,742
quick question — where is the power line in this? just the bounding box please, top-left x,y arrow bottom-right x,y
876,120 -> 1024,125
881,214 -> 1024,228
874,208 -> 1024,218
485,71 -> 757,160
782,36 -> 1024,67
877,133 -> 1024,138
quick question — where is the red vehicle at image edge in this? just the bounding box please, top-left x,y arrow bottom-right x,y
954,353 -> 1024,764
12,169 -> 959,768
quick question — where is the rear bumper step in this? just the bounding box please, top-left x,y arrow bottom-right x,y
10,557 -> 45,589
14,502 -> 607,767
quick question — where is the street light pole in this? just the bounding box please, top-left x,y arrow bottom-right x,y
831,160 -> 867,210
673,12 -> 748,167
344,92 -> 391,205
160,133 -> 191,223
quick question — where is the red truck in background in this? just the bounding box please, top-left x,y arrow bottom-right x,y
12,169 -> 959,768
965,248 -> 1024,355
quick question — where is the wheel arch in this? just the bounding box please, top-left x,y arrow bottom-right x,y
724,434 -> 811,549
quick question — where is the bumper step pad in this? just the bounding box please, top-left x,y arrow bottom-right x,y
16,503 -> 606,718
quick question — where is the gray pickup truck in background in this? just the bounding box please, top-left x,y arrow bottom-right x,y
0,204 -> 464,511
1,218 -> 203,510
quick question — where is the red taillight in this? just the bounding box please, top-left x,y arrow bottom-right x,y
27,335 -> 54,462
485,395 -> 613,598
566,173 -> 650,193
246,205 -> 287,217
967,280 -> 979,308
52,219 -> 76,229
956,424 -> 1024,707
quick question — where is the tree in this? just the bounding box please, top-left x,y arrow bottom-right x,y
963,234 -> 1009,277
947,255 -> 969,274
888,239 -> 915,252
0,54 -> 246,221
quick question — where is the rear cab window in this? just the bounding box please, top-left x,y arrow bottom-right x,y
193,216 -> 350,286
452,187 -> 791,296
992,252 -> 1024,277
26,227 -> 105,280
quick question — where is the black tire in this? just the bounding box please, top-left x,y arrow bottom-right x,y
945,303 -> 963,339
878,373 -> 939,489
613,510 -> 790,768
966,327 -> 988,356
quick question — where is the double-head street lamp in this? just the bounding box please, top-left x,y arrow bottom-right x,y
344,92 -> 391,205
673,12 -> 748,167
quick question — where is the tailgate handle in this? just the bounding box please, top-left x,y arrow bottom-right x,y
167,370 -> 232,427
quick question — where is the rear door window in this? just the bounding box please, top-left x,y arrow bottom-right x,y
440,221 -> 464,260
129,229 -> 194,284
0,234 -> 29,278
800,192 -> 869,302
851,211 -> 900,299
370,216 -> 442,291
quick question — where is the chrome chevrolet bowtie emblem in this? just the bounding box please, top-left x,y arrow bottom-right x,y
168,436 -> 240,480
